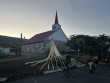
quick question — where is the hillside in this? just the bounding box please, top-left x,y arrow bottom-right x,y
0,35 -> 27,45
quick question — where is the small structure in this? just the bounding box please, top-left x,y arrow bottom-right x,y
0,47 -> 10,53
0,77 -> 7,82
25,41 -> 65,70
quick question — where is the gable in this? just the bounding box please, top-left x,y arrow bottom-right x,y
48,28 -> 68,42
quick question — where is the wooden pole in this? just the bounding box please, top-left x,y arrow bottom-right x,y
19,33 -> 22,55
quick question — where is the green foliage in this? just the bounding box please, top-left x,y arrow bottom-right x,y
0,42 -> 11,47
67,34 -> 110,59
74,56 -> 90,63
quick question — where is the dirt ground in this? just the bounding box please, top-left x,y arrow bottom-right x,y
0,55 -> 47,77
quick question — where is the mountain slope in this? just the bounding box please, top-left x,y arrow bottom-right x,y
0,35 -> 27,45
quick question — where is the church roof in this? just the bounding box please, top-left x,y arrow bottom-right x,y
24,30 -> 55,44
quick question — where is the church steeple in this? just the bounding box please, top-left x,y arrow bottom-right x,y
52,10 -> 61,31
54,10 -> 59,24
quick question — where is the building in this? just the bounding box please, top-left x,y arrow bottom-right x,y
22,11 -> 68,54
0,47 -> 10,53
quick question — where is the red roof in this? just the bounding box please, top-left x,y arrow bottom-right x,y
24,30 -> 54,44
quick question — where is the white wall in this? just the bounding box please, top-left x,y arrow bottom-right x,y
0,47 -> 10,53
48,28 -> 68,42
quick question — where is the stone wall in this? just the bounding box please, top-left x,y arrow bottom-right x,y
22,40 -> 68,54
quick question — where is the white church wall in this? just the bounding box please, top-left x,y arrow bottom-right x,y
54,41 -> 67,52
22,42 -> 47,53
48,28 -> 68,42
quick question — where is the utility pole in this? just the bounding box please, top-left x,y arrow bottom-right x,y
19,33 -> 22,55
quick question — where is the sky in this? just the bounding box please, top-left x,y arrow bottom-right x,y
0,0 -> 110,39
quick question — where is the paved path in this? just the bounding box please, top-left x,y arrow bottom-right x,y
4,65 -> 110,83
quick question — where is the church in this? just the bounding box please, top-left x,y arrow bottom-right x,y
22,11 -> 68,54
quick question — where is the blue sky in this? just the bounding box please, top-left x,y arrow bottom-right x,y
0,0 -> 110,39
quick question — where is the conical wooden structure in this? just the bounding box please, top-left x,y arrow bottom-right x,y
25,41 -> 65,70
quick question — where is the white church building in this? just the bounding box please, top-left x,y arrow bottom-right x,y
22,11 -> 68,54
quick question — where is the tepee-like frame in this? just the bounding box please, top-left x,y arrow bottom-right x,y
25,41 -> 66,71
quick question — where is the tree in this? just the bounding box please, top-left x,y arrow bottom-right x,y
98,34 -> 110,59
67,35 -> 99,56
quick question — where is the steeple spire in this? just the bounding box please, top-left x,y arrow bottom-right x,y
54,10 -> 59,24
52,10 -> 61,31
